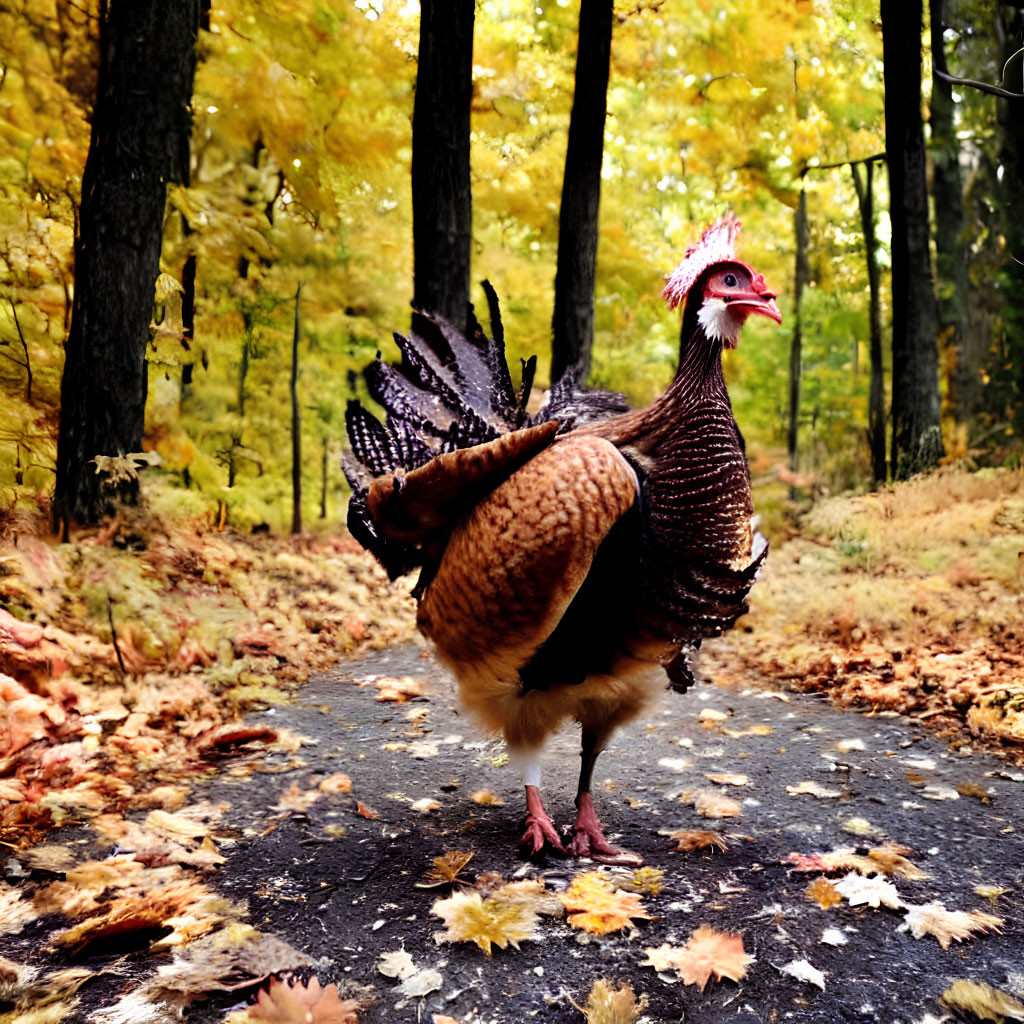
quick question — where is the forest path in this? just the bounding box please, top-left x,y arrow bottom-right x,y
188,643 -> 1024,1024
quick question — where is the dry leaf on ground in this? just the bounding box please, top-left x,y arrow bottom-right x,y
786,781 -> 843,799
374,676 -> 427,702
578,978 -> 649,1024
641,925 -> 752,990
681,788 -> 742,819
941,979 -> 1024,1021
834,872 -> 904,910
660,829 -> 729,853
786,848 -> 877,875
779,958 -> 826,990
559,872 -> 654,936
703,773 -> 749,786
805,878 -> 842,909
432,889 -> 540,955
470,789 -> 504,805
900,902 -> 1003,949
417,851 -> 474,888
228,976 -> 367,1023
865,843 -> 930,880
318,774 -> 352,794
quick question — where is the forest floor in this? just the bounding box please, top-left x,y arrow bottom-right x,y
0,465 -> 1022,1024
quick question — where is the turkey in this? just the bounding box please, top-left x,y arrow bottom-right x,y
344,213 -> 780,864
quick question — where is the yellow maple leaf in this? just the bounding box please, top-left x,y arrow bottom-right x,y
578,977 -> 649,1023
865,843 -> 930,880
431,889 -> 539,955
805,877 -> 842,910
559,872 -> 654,936
941,979 -> 1024,1020
230,975 -> 365,1023
642,925 -> 752,990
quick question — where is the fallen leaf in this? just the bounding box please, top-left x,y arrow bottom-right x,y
641,925 -> 752,990
318,773 -> 353,794
699,708 -> 728,723
779,958 -> 825,990
272,784 -> 323,813
559,872 -> 654,936
374,676 -> 428,702
703,773 -> 749,786
956,780 -> 992,803
624,867 -> 664,896
785,848 -> 877,875
578,978 -> 648,1023
839,817 -> 876,837
233,976 -> 367,1023
805,878 -> 842,910
432,889 -> 539,955
974,884 -> 1012,905
940,979 -> 1024,1022
865,843 -> 930,880
410,798 -> 440,813
834,872 -> 904,910
721,724 -> 772,737
786,781 -> 843,799
820,927 -> 847,946
470,789 -> 504,806
682,788 -> 742,818
417,851 -> 474,888
355,802 -> 380,819
900,902 -> 1003,949
660,829 -> 729,853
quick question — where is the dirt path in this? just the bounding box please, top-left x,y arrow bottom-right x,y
183,644 -> 1024,1024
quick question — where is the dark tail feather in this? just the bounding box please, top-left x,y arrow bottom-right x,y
344,281 -> 631,578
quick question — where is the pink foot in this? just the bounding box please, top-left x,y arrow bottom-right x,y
519,785 -> 567,857
566,793 -> 643,866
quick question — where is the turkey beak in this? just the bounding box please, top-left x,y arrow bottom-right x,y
726,291 -> 783,325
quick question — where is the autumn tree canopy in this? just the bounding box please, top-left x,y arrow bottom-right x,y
0,0 -> 1020,531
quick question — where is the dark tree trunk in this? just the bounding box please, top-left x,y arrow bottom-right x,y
181,250 -> 197,395
929,0 -> 975,427
549,0 -> 613,385
851,159 -> 888,484
881,0 -> 945,479
53,0 -> 199,533
411,0 -> 474,335
787,182 -> 810,487
996,1 -> 1024,434
319,436 -> 328,521
290,286 -> 302,536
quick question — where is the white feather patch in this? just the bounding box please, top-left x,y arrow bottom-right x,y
697,298 -> 742,345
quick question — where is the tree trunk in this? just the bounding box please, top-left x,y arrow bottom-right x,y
53,0 -> 199,534
549,0 -> 613,385
881,0 -> 945,479
929,0 -> 975,428
319,436 -> 328,520
996,1 -> 1024,434
411,0 -> 474,334
851,159 -> 888,484
787,182 -> 810,488
290,285 -> 302,535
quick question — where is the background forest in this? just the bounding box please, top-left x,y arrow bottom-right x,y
1,0 -> 1021,533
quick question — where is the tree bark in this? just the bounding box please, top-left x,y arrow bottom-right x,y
53,0 -> 199,533
549,0 -> 613,385
851,159 -> 887,484
929,0 -> 975,428
411,0 -> 474,335
290,285 -> 302,536
996,1 -> 1024,434
881,0 -> 945,479
787,183 -> 810,487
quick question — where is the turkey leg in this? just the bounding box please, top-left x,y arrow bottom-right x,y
566,725 -> 644,866
511,747 -> 567,856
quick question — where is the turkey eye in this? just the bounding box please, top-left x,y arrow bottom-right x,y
723,273 -> 738,287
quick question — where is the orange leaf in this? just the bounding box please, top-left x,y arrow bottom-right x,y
642,925 -> 752,990
355,801 -> 380,819
559,872 -> 654,936
248,975 -> 366,1022
805,877 -> 842,909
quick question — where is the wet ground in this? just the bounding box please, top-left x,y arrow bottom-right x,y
185,643 -> 1024,1024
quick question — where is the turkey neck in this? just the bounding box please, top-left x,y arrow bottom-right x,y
577,326 -> 734,452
